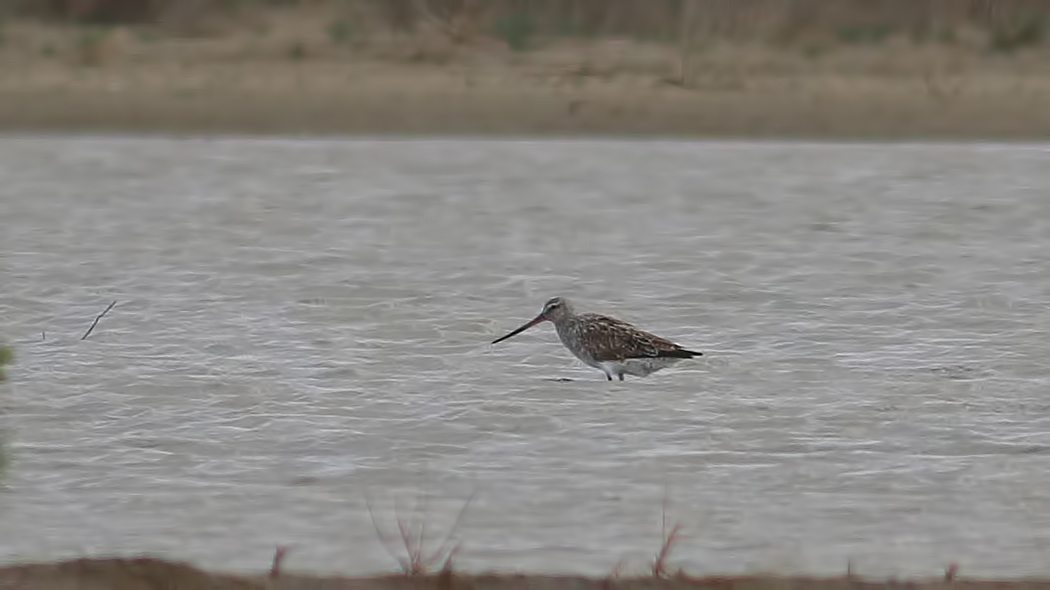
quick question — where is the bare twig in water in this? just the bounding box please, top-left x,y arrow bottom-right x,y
652,489 -> 683,578
81,300 -> 117,340
366,489 -> 476,575
269,546 -> 290,578
441,545 -> 460,573
436,545 -> 459,590
945,563 -> 959,582
603,557 -> 628,590
653,523 -> 682,577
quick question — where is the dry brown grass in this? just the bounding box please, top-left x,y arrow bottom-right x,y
365,491 -> 474,576
0,503 -> 1040,590
3,0 -> 1050,49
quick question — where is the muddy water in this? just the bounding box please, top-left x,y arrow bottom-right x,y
2,137 -> 1050,578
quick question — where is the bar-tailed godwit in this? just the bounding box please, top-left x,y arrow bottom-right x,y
491,297 -> 703,381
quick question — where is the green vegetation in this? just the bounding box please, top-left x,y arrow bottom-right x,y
802,44 -> 827,59
990,16 -> 1044,52
76,25 -> 113,65
0,345 -> 11,382
554,18 -> 587,38
908,22 -> 957,45
936,26 -> 957,45
494,12 -> 536,52
327,19 -> 352,44
0,0 -> 1048,54
837,24 -> 892,45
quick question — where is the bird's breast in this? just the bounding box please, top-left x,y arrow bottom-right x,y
554,321 -> 597,365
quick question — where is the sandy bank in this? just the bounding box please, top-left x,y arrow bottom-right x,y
3,61 -> 1050,140
4,557 -> 1050,590
2,11 -> 1050,140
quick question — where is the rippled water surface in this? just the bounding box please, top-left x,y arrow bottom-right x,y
3,137 -> 1050,578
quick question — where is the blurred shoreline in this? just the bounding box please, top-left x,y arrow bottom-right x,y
1,3 -> 1049,139
0,3 -> 1045,138
4,61 -> 1050,140
0,556 -> 1046,590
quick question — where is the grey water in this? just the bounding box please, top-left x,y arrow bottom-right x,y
2,136 -> 1050,578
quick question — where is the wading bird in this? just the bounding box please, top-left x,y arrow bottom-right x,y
491,297 -> 703,381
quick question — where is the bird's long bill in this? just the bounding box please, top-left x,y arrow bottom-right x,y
491,314 -> 546,345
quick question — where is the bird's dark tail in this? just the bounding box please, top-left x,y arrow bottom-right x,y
656,348 -> 703,359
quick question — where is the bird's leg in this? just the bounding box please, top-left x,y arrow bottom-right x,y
618,374 -> 624,381
605,373 -> 613,381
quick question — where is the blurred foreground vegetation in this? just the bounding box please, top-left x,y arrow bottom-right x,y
0,0 -> 1046,53
0,345 -> 10,477
0,346 -> 11,383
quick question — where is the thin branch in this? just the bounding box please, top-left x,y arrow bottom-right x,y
81,300 -> 117,340
366,493 -> 413,573
441,545 -> 460,573
269,546 -> 290,578
437,546 -> 459,590
945,563 -> 959,582
609,558 -> 627,579
393,493 -> 422,573
652,523 -> 682,577
416,490 -> 430,573
653,488 -> 683,578
661,491 -> 668,549
396,511 -> 421,573
424,489 -> 477,572
365,489 -> 477,576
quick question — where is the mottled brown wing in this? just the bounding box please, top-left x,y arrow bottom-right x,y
576,314 -> 687,362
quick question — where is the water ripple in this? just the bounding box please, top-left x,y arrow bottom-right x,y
2,138 -> 1050,578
